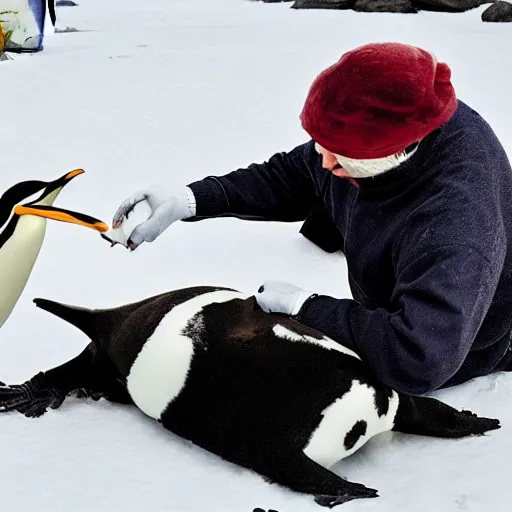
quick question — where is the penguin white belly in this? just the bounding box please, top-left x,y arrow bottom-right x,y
126,290 -> 247,420
0,216 -> 46,328
303,382 -> 400,469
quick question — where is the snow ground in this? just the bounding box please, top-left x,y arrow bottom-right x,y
1,1 -> 511,511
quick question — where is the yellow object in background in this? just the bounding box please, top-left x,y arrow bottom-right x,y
0,23 -> 12,60
0,2 -> 49,53
0,13 -> 15,55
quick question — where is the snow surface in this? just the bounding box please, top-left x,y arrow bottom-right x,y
1,1 -> 511,511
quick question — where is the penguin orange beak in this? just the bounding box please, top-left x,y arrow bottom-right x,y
13,205 -> 109,233
64,169 -> 85,181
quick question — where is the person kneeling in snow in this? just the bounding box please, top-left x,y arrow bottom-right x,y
112,42 -> 512,396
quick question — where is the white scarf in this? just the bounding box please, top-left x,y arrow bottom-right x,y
315,142 -> 420,178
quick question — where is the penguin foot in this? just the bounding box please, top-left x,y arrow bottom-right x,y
69,388 -> 103,401
314,484 -> 379,508
393,395 -> 501,439
0,372 -> 66,418
451,410 -> 501,437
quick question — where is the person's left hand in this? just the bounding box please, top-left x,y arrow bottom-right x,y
255,280 -> 315,316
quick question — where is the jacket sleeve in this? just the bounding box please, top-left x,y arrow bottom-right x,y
296,244 -> 503,395
186,141 -> 319,222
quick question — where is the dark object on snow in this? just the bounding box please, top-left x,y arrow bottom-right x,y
55,27 -> 79,32
288,0 -> 496,14
0,287 -> 501,508
482,1 -> 512,21
292,0 -> 355,8
413,0 -> 490,11
300,201 -> 344,253
56,0 -> 78,5
353,0 -> 418,12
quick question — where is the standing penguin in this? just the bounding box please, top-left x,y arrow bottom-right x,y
0,169 -> 108,330
0,286 -> 500,507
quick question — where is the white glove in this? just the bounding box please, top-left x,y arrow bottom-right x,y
255,280 -> 315,316
111,185 -> 196,250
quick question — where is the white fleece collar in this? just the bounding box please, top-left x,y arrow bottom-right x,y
315,142 -> 420,178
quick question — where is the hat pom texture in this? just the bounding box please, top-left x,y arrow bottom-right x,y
300,43 -> 458,159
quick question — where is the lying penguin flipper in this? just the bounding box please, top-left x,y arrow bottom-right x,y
33,297 -> 127,348
260,452 -> 377,507
393,395 -> 501,438
33,298 -> 99,340
0,346 -> 103,418
33,294 -> 159,345
0,372 -> 67,418
0,381 -> 102,418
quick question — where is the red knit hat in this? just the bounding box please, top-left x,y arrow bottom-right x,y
300,42 -> 458,159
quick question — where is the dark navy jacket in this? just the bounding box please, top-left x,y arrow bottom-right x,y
187,100 -> 512,395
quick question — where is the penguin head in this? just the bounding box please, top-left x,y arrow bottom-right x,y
2,169 -> 108,233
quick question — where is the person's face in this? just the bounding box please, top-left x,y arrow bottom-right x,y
314,143 -> 350,178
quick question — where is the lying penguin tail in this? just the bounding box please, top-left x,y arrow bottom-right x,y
33,298 -> 106,343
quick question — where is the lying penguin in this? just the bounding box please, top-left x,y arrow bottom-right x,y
0,286 -> 500,507
0,169 -> 108,330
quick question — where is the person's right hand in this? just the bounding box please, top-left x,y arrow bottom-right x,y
112,186 -> 195,250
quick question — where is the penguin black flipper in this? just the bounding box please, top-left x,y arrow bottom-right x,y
393,394 -> 501,438
0,341 -> 133,418
258,451 -> 378,507
0,345 -> 97,417
0,372 -> 67,417
33,297 -> 136,404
